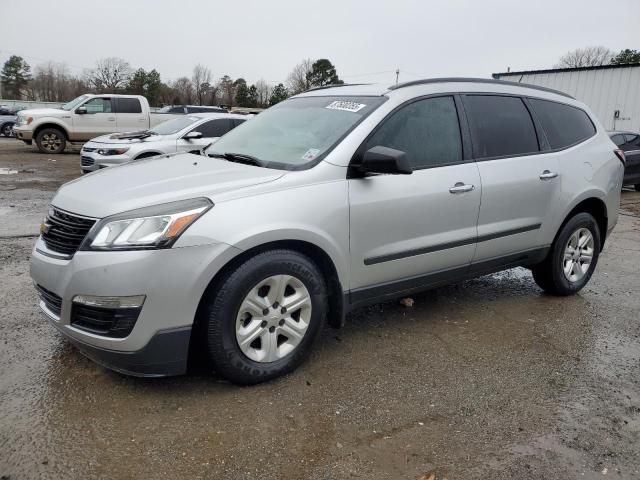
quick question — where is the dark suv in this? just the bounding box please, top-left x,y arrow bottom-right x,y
610,131 -> 640,190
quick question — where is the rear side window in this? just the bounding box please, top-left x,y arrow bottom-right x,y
115,98 -> 142,114
464,95 -> 539,159
364,96 -> 463,169
528,98 -> 595,149
192,118 -> 235,138
624,134 -> 640,148
611,134 -> 626,146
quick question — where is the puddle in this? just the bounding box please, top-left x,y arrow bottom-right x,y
0,167 -> 18,175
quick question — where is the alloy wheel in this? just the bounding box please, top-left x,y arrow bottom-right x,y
562,227 -> 594,282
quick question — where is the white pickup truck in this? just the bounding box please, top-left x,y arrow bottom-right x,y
14,94 -> 181,153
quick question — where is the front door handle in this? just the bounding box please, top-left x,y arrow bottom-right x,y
539,170 -> 558,180
449,182 -> 475,194
107,117 -> 116,121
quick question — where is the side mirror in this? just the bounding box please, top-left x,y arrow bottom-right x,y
359,146 -> 412,175
75,106 -> 87,114
184,131 -> 202,140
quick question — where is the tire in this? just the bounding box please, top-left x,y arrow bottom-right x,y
1,122 -> 14,137
635,184 -> 640,192
36,128 -> 66,154
203,249 -> 327,385
532,212 -> 601,296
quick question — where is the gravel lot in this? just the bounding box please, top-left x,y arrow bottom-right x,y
1,137 -> 639,479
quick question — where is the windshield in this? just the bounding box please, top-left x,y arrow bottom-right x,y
149,116 -> 201,135
61,95 -> 90,111
206,95 -> 386,170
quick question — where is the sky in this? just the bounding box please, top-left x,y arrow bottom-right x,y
1,0 -> 638,87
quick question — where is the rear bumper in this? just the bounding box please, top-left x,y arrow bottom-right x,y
46,310 -> 191,377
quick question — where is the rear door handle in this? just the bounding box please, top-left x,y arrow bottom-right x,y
449,182 -> 475,194
539,170 -> 558,180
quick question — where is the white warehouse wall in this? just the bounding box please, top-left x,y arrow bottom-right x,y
494,64 -> 640,132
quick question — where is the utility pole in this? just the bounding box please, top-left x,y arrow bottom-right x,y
395,69 -> 400,85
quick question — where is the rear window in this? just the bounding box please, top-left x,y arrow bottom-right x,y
115,98 -> 142,114
464,95 -> 539,159
528,98 -> 595,149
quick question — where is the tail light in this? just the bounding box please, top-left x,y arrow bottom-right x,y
614,149 -> 626,166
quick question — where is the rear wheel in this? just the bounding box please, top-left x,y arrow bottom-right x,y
203,249 -> 327,385
36,128 -> 66,154
532,212 -> 600,295
1,122 -> 14,137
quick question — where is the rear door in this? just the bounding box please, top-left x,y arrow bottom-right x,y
621,134 -> 640,185
463,94 -> 561,263
176,118 -> 237,154
72,97 -> 115,139
114,97 -> 146,132
348,95 -> 481,300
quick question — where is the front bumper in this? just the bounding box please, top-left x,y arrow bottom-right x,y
80,149 -> 133,173
14,126 -> 33,141
30,237 -> 241,376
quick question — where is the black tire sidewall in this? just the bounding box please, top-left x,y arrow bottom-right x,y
2,123 -> 14,137
549,212 -> 601,294
206,250 -> 327,384
36,128 -> 66,154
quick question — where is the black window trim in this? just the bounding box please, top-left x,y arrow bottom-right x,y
348,92 -> 471,177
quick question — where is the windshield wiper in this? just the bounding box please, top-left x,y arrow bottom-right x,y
208,152 -> 265,167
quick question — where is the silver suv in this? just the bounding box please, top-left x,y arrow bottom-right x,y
30,78 -> 625,384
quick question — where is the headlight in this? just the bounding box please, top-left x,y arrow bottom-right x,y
97,147 -> 129,156
81,198 -> 212,251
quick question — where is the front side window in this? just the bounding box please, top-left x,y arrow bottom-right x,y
528,98 -> 595,149
464,95 -> 539,159
192,119 -> 234,138
83,97 -> 112,114
363,96 -> 462,169
207,95 -> 386,170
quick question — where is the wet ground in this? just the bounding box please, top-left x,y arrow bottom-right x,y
0,137 -> 639,479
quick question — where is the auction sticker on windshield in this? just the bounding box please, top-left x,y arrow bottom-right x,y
301,148 -> 320,161
325,101 -> 367,113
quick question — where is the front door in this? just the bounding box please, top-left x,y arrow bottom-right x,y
348,95 -> 481,302
72,97 -> 115,140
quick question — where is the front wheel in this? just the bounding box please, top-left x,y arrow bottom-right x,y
203,249 -> 327,385
532,212 -> 601,295
1,123 -> 14,137
36,128 -> 66,154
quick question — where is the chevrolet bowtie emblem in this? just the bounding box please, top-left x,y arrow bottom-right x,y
40,222 -> 51,235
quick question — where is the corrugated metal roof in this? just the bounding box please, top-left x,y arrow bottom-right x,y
493,62 -> 640,78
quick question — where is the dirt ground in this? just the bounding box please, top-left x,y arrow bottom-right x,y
0,137 -> 639,479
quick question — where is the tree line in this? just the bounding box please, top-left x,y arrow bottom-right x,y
555,47 -> 640,68
0,56 -> 344,108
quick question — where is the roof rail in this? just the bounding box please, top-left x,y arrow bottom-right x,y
303,83 -> 369,93
388,77 -> 574,99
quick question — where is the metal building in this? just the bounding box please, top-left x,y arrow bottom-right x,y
493,63 -> 640,132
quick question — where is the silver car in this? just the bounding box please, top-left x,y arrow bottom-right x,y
30,78 -> 624,384
80,113 -> 247,173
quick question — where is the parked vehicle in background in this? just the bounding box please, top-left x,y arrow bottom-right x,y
0,106 -> 19,137
13,94 -> 183,154
80,113 -> 247,173
158,105 -> 228,114
609,131 -> 640,190
30,78 -> 624,384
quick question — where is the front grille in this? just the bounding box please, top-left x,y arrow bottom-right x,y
41,207 -> 96,256
71,304 -> 141,338
36,284 -> 62,316
82,147 -> 96,152
80,156 -> 94,166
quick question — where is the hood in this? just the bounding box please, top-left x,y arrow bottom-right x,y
86,133 -> 165,145
52,153 -> 285,218
17,108 -> 66,117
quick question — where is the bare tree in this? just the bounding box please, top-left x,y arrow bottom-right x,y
32,62 -> 75,101
86,57 -> 132,92
192,64 -> 212,105
286,59 -> 313,94
255,79 -> 272,107
171,77 -> 194,104
555,46 -> 613,68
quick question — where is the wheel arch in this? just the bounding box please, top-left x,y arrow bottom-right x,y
557,195 -> 608,251
133,151 -> 163,160
33,122 -> 69,141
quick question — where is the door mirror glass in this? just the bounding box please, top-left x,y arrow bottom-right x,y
359,146 -> 412,175
184,131 -> 203,140
75,106 -> 87,115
